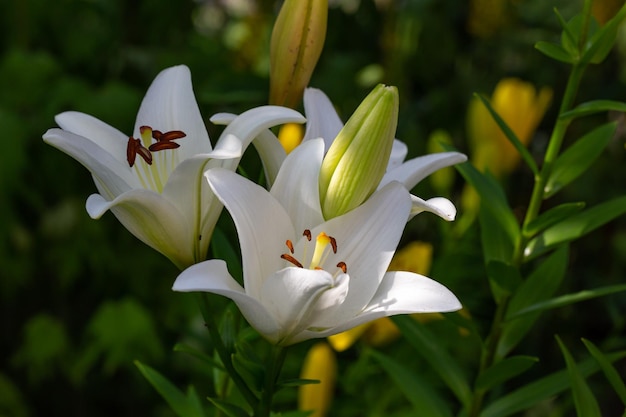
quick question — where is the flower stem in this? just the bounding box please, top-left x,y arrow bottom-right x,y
195,294 -> 259,410
255,345 -> 287,417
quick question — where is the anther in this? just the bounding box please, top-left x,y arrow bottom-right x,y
127,137 -> 153,167
285,240 -> 294,254
336,262 -> 347,274
303,229 -> 312,241
149,141 -> 181,152
329,236 -> 337,254
281,253 -> 303,268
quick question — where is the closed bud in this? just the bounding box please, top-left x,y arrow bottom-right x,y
269,0 -> 328,108
319,84 -> 399,219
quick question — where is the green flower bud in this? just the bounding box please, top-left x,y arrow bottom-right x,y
319,84 -> 399,219
269,0 -> 328,108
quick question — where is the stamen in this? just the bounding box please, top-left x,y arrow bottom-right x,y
160,130 -> 187,141
281,253 -> 303,268
149,141 -> 181,152
329,236 -> 337,254
127,137 -> 153,167
303,229 -> 312,241
337,262 -> 347,273
285,240 -> 295,254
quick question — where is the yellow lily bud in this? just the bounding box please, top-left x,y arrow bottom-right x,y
467,78 -> 552,177
319,84 -> 399,219
269,0 -> 328,108
327,323 -> 369,352
277,123 -> 304,154
298,342 -> 336,417
592,0 -> 625,25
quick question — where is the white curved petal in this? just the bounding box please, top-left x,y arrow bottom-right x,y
387,139 -> 408,170
205,168 -> 296,299
133,65 -> 213,159
55,111 -> 129,162
86,190 -> 193,269
305,182 -> 411,327
410,195 -> 457,221
173,260 -> 281,342
270,139 -> 324,233
215,106 -> 305,172
209,112 -> 236,125
379,152 -> 468,190
43,128 -> 139,199
259,268 -> 341,344
251,129 -> 287,188
303,88 -> 343,149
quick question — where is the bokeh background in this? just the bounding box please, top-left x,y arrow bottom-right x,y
1,0 -> 626,416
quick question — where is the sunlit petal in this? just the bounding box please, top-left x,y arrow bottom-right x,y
380,152 -> 467,190
410,195 -> 457,221
302,88 -> 343,149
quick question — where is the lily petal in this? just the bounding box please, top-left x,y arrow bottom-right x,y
173,260 -> 281,341
270,139 -> 324,233
380,152 -> 468,191
306,182 -> 411,327
410,195 -> 457,221
302,88 -> 343,149
388,139 -> 408,170
43,128 -> 139,199
133,65 -> 213,160
289,271 -> 461,343
205,168 -> 296,299
86,190 -> 193,268
55,111 -> 129,163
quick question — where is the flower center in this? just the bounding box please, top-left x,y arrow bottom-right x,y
281,229 -> 348,275
126,125 -> 186,192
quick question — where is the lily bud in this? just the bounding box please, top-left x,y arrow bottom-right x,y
319,84 -> 399,219
298,342 -> 336,417
269,0 -> 328,108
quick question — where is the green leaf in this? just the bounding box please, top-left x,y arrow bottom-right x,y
278,378 -> 319,388
392,316 -> 472,408
207,398 -> 250,417
173,343 -> 225,372
480,350 -> 626,417
559,99 -> 626,120
544,122 -> 617,198
556,336 -> 602,417
135,361 -> 205,417
523,202 -> 585,238
369,349 -> 453,417
486,261 -> 523,304
535,41 -> 574,63
508,284 -> 626,320
497,247 -> 569,358
582,339 -> 626,405
476,356 -> 538,391
479,204 -> 515,264
581,5 -> 626,64
443,151 -> 519,256
474,94 -> 539,176
525,196 -> 626,260
232,341 -> 265,394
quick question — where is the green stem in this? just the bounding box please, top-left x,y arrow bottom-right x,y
256,345 -> 287,417
195,294 -> 259,410
468,50 -> 590,417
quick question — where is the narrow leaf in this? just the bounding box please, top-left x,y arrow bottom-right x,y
135,361 -> 204,417
475,94 -> 539,176
544,122 -> 617,198
173,343 -> 225,371
556,336 -> 602,417
535,41 -> 575,63
523,202 -> 585,238
507,284 -> 626,320
207,398 -> 250,417
582,338 -> 626,405
486,260 -> 523,304
370,349 -> 453,417
581,4 -> 626,64
560,99 -> 626,120
480,351 -> 626,417
476,356 -> 538,391
525,196 -> 626,260
392,315 -> 472,408
278,378 -> 319,388
497,247 -> 569,358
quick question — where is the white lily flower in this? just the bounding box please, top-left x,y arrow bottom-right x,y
43,65 -> 304,269
303,87 -> 468,221
173,139 -> 461,345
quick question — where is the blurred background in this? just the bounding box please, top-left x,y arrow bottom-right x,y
1,0 -> 626,416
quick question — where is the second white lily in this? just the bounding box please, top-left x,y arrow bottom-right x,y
173,140 -> 461,345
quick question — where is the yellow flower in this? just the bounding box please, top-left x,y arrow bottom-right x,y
592,0 -> 625,25
467,78 -> 552,177
298,342 -> 336,417
278,123 -> 304,154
